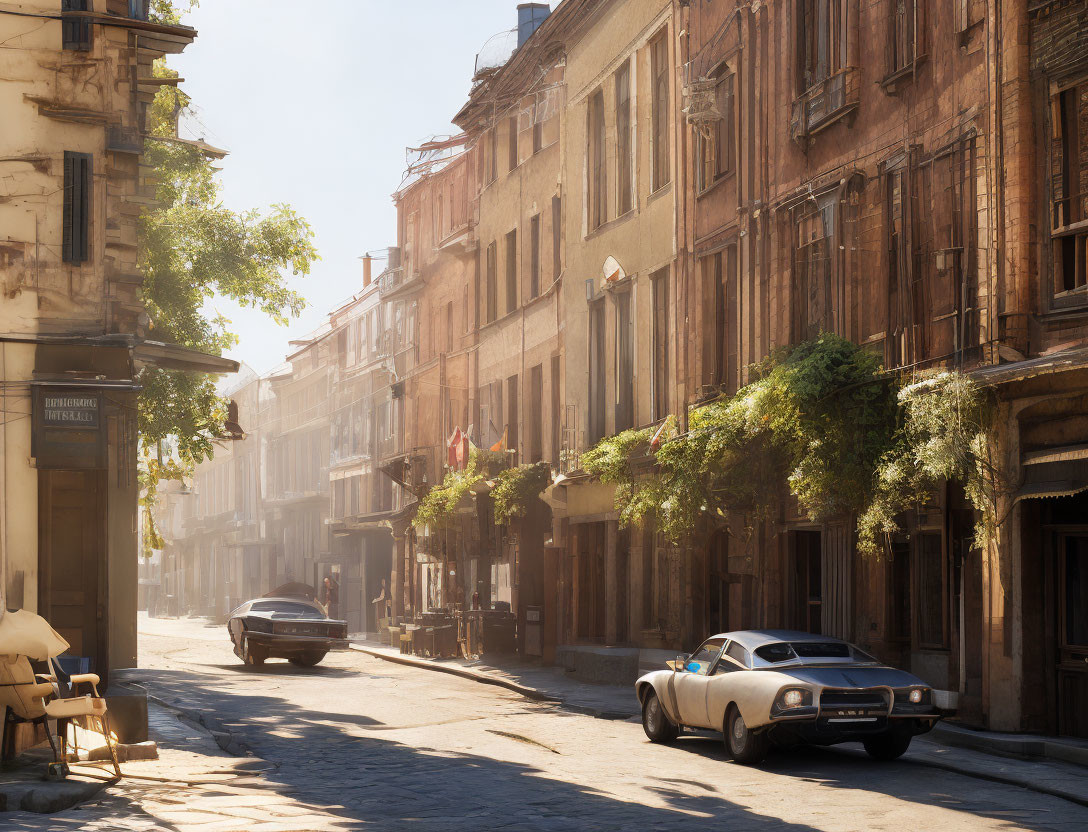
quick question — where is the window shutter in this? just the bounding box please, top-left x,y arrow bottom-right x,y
63,151 -> 91,264
62,0 -> 92,51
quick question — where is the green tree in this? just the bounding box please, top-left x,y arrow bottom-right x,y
138,3 -> 317,491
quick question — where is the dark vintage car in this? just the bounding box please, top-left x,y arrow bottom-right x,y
227,585 -> 348,667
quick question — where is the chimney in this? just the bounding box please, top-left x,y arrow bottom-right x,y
362,255 -> 373,287
517,3 -> 550,49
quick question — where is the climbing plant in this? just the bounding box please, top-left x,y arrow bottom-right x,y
856,372 -> 996,557
414,452 -> 485,530
491,462 -> 552,525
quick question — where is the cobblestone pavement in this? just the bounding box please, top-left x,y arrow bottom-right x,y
7,614 -> 1088,831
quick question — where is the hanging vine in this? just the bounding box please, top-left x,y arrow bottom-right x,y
491,462 -> 552,525
414,452 -> 484,530
583,335 -> 1002,552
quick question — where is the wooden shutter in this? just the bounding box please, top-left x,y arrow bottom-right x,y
62,0 -> 92,51
63,151 -> 91,263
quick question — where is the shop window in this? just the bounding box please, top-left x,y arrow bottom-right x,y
650,30 -> 671,191
1050,82 -> 1088,308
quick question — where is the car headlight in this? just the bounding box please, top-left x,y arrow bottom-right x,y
775,688 -> 812,710
909,688 -> 924,704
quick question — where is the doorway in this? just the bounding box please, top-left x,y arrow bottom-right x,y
1057,534 -> 1088,738
38,470 -> 107,671
789,530 -> 822,634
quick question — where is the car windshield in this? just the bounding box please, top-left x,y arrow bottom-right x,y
754,641 -> 873,664
249,600 -> 323,618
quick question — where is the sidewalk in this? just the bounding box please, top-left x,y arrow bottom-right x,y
350,637 -> 1088,809
0,702 -> 351,830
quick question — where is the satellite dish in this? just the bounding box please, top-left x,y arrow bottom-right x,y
603,255 -> 626,283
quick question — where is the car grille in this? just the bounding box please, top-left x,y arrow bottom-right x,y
819,689 -> 888,716
274,622 -> 329,636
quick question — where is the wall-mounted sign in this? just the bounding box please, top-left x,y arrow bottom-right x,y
32,387 -> 106,470
40,393 -> 100,428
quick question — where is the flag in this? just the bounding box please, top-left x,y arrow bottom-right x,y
447,427 -> 463,469
490,426 -> 508,453
650,420 -> 668,450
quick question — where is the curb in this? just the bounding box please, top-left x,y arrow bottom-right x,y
145,694 -> 253,758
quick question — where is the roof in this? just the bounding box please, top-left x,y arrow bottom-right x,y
970,344 -> 1088,386
709,630 -> 843,650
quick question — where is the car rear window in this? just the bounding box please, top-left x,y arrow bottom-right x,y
249,601 -> 323,618
754,641 -> 870,663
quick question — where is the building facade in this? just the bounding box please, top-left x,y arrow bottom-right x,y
0,1 -> 234,682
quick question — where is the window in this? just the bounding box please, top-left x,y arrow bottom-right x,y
651,268 -> 670,421
488,127 -> 498,184
915,532 -> 948,649
485,242 -> 497,323
888,537 -> 911,642
886,164 -> 908,365
529,364 -> 543,463
62,0 -> 92,51
508,116 -> 519,172
588,89 -> 607,230
615,59 -> 633,215
792,193 -> 835,343
530,214 -> 541,299
505,228 -> 518,314
889,0 -> 922,77
685,638 -> 725,675
62,151 -> 92,263
552,195 -> 562,279
506,374 -> 519,464
651,31 -> 671,191
588,300 -> 607,443
798,0 -> 847,92
615,289 -> 634,432
702,247 -> 738,391
550,355 -> 561,464
696,72 -> 735,192
1051,82 -> 1088,305
446,301 -> 453,353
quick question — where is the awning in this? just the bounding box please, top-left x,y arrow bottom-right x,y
133,340 -> 239,373
1015,459 -> 1088,502
971,344 -> 1088,387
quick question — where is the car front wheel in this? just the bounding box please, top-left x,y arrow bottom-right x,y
642,690 -> 679,743
862,727 -> 912,760
289,651 -> 327,667
725,705 -> 769,765
242,637 -> 265,666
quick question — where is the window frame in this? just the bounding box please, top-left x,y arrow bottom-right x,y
587,88 -> 608,231
650,30 -> 671,192
615,58 -> 633,216
62,151 -> 92,264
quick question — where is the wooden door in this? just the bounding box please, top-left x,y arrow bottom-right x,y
1058,534 -> 1088,738
38,470 -> 106,671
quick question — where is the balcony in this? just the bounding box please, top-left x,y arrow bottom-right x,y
378,264 -> 423,300
107,124 -> 143,155
790,67 -> 859,145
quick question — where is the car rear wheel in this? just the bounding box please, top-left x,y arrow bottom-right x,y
242,637 -> 265,666
862,727 -> 912,760
641,690 -> 679,743
289,651 -> 326,667
725,705 -> 769,765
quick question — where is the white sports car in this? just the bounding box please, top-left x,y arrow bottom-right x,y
635,629 -> 941,764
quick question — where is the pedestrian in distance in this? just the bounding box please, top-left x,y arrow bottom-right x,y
323,576 -> 340,621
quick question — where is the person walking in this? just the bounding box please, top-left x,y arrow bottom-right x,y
323,576 -> 340,621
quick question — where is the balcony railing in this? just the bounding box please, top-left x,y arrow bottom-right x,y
790,67 -> 859,144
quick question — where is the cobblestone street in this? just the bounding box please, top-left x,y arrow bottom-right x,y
1,616 -> 1084,831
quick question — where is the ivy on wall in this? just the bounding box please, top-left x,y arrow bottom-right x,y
582,334 -> 997,557
492,462 -> 552,526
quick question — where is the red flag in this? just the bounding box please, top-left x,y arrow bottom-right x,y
447,427 -> 463,469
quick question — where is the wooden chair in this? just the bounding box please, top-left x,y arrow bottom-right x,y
0,654 -> 120,780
